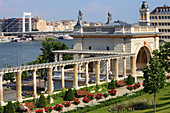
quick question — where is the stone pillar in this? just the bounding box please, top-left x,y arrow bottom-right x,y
47,67 -> 53,95
54,53 -> 58,71
73,64 -> 78,89
16,71 -> 22,102
0,73 -> 4,106
131,56 -> 137,82
58,54 -> 63,71
95,61 -> 100,85
123,57 -> 127,78
114,58 -> 119,80
85,63 -> 89,86
33,69 -> 37,98
61,66 -> 65,89
106,59 -> 109,82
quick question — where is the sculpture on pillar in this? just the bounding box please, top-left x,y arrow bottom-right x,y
106,12 -> 112,24
76,10 -> 83,26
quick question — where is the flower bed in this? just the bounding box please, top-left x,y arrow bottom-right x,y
36,109 -> 43,113
95,93 -> 103,100
53,104 -> 63,112
44,106 -> 53,113
82,97 -> 91,103
108,89 -> 117,96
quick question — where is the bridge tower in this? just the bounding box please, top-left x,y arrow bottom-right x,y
23,12 -> 32,32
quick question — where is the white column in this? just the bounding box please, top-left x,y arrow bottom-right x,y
131,56 -> 137,82
61,66 -> 65,89
114,58 -> 119,80
85,63 -> 89,86
73,64 -> 78,89
58,54 -> 63,71
123,57 -> 127,78
29,13 -> 32,32
47,67 -> 53,95
22,12 -> 25,32
16,71 -> 23,102
54,53 -> 58,71
0,73 -> 4,106
95,61 -> 100,85
106,59 -> 109,82
33,69 -> 37,98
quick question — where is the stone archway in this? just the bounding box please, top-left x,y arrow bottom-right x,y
136,46 -> 151,70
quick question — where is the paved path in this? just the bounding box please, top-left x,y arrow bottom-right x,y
33,79 -> 144,113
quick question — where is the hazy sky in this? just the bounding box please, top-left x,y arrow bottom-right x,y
0,0 -> 169,23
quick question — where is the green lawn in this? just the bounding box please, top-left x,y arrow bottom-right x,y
88,85 -> 170,113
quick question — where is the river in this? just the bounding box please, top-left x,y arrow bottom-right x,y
0,39 -> 73,69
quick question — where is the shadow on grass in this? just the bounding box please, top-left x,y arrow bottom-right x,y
159,96 -> 170,100
145,106 -> 170,113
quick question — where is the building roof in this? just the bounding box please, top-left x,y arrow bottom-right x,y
151,5 -> 170,14
104,20 -> 132,27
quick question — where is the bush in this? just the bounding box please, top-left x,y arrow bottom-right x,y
0,106 -> 3,113
47,95 -> 51,104
52,94 -> 58,100
38,95 -> 47,108
4,101 -> 15,113
13,101 -> 20,111
108,79 -> 116,89
127,75 -> 134,85
103,93 -> 109,99
64,88 -> 75,101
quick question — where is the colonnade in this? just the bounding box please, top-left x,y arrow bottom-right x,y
0,53 -> 136,106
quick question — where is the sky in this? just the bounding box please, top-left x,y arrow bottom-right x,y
0,0 -> 170,23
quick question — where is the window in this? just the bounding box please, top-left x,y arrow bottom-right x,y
165,16 -> 167,19
107,47 -> 109,50
165,23 -> 167,26
168,29 -> 170,32
168,16 -> 170,19
159,16 -> 161,19
162,16 -> 164,19
159,29 -> 161,32
159,23 -> 161,26
89,46 -> 91,50
162,23 -> 164,26
155,23 -> 157,26
162,29 -> 165,32
152,16 -> 154,19
155,16 -> 157,19
168,23 -> 170,25
165,29 -> 167,32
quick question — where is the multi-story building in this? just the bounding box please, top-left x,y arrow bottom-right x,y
150,5 -> 170,40
34,16 -> 46,31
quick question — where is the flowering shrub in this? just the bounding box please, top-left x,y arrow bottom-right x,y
95,93 -> 103,100
133,82 -> 141,90
62,101 -> 71,107
36,109 -> 43,113
72,98 -> 80,105
87,94 -> 95,100
126,85 -> 133,91
44,106 -> 53,113
108,89 -> 117,96
142,81 -> 145,86
82,97 -> 91,103
53,104 -> 63,112
165,75 -> 170,79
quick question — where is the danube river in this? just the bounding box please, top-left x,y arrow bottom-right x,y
0,39 -> 73,69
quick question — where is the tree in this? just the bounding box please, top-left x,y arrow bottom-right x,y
38,95 -> 47,108
127,75 -> 134,85
64,88 -> 75,101
4,101 -> 15,113
108,79 -> 116,89
21,63 -> 29,84
157,42 -> 170,73
0,105 -> 3,113
3,65 -> 15,87
143,49 -> 166,113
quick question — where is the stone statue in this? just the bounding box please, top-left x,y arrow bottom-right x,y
76,10 -> 83,26
106,12 -> 112,24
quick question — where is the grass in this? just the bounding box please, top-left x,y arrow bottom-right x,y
88,85 -> 170,113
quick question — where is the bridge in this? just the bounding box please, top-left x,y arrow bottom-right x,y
0,52 -> 136,105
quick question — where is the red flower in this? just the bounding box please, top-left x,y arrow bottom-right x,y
95,93 -> 103,100
72,98 -> 80,105
108,89 -> 117,96
36,109 -> 43,113
62,101 -> 71,107
87,94 -> 95,100
54,104 -> 63,112
82,97 -> 91,103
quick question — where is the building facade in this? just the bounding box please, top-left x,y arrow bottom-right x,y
150,5 -> 170,40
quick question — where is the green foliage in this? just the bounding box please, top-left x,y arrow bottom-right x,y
3,65 -> 15,84
64,88 -> 75,101
13,101 -> 20,111
47,95 -> 51,104
4,101 -> 15,113
51,94 -> 59,100
127,75 -> 134,85
0,106 -> 3,113
21,63 -> 29,80
108,79 -> 116,89
38,95 -> 47,108
157,42 -> 170,73
103,93 -> 109,99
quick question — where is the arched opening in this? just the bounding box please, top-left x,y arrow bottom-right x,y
136,46 -> 151,70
